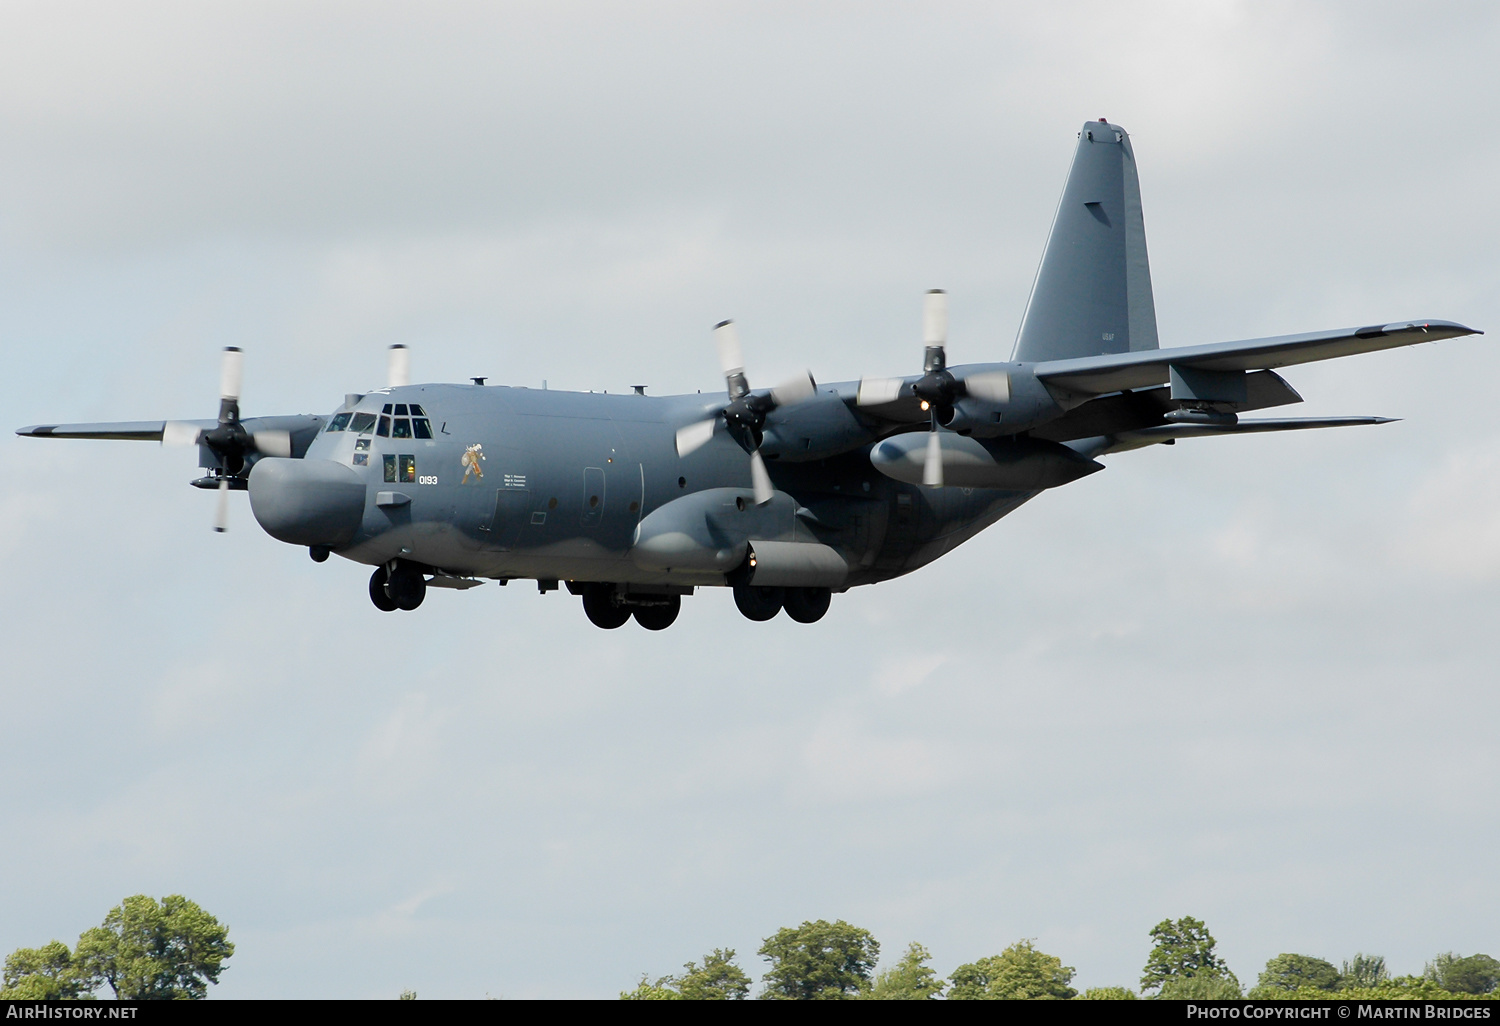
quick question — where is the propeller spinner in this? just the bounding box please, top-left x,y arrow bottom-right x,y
674,320 -> 815,506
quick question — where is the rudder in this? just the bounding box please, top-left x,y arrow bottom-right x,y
1012,120 -> 1159,363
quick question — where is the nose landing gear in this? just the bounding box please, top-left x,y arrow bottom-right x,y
368,563 -> 427,612
369,568 -> 397,611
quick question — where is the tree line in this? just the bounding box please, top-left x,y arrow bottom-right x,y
620,916 -> 1500,1000
7,902 -> 1493,999
1,895 -> 232,1000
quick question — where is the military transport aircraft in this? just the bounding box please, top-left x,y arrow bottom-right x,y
17,120 -> 1482,629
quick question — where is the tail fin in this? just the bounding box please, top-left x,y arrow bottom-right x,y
1012,120 -> 1159,363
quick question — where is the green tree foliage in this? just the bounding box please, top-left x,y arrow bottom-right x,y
1078,986 -> 1138,999
1140,916 -> 1235,995
867,942 -> 945,1000
1253,953 -> 1341,994
619,949 -> 751,1000
678,949 -> 751,1000
1342,953 -> 1388,989
948,940 -> 1077,1000
1158,974 -> 1244,999
73,895 -> 233,1000
1427,953 -> 1500,995
758,920 -> 879,1000
1269,976 -> 1469,1001
0,941 -> 89,1000
620,975 -> 684,1000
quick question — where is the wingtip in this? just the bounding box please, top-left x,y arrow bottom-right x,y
16,425 -> 53,437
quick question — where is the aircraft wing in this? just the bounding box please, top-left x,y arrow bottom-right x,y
1033,319 -> 1481,396
16,415 -> 324,457
15,420 -> 212,441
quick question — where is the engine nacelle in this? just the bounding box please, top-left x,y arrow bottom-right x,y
631,487 -> 804,574
870,433 -> 1102,490
735,540 -> 848,588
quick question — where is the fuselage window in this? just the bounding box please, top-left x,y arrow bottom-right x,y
326,412 -> 352,432
412,418 -> 432,439
376,415 -> 391,437
399,455 -> 415,483
392,418 -> 412,439
383,454 -> 397,482
350,412 -> 377,434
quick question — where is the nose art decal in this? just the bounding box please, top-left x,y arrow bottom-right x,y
461,443 -> 485,483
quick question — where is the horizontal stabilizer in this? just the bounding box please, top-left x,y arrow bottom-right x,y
1075,416 -> 1397,456
1036,320 -> 1480,396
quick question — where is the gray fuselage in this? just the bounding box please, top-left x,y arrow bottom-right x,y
306,383 -> 1032,590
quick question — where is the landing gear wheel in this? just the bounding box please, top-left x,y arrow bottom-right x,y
369,568 -> 397,612
733,584 -> 784,621
783,587 -> 831,624
633,596 -> 681,631
582,584 -> 631,629
387,568 -> 427,611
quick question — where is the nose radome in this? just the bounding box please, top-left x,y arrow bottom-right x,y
248,458 -> 366,548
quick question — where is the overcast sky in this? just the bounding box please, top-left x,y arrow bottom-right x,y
2,1 -> 1498,999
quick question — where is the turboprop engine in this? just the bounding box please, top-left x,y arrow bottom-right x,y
629,487 -> 848,587
869,434 -> 1102,491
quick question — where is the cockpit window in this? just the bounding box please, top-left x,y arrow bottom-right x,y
412,418 -> 432,439
392,418 -> 412,439
394,404 -> 409,415
350,412 -> 377,434
326,412 -> 352,432
382,403 -> 393,414
376,415 -> 391,437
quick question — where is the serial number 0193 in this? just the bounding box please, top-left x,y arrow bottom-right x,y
418,475 -> 438,485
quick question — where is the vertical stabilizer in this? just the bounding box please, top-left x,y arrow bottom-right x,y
1012,120 -> 1159,363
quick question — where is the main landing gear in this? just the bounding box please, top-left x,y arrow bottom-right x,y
369,564 -> 426,611
733,585 -> 831,623
579,583 -> 682,631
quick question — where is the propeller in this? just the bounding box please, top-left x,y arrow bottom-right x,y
163,347 -> 290,530
388,344 -> 411,388
856,290 -> 1013,487
674,320 -> 816,506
